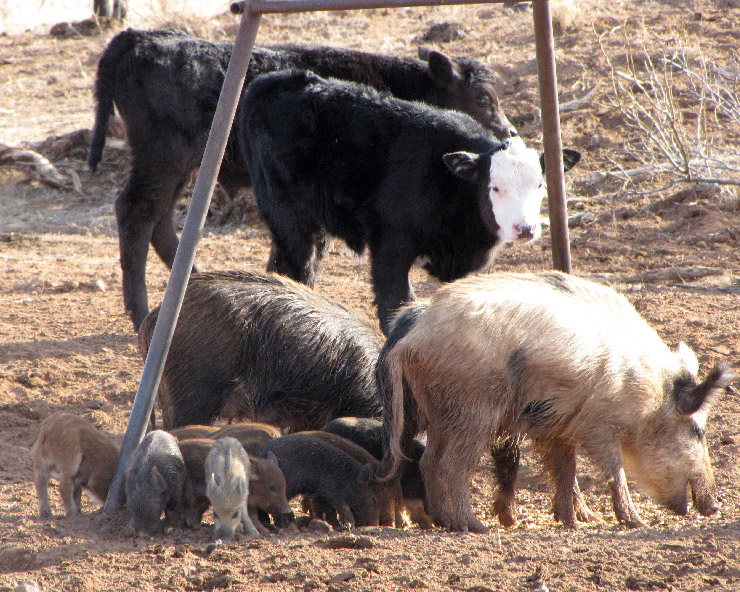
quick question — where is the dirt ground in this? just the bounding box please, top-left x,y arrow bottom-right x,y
1,1 -> 740,590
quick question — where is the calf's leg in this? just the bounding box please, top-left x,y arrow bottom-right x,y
368,236 -> 417,335
115,169 -> 190,330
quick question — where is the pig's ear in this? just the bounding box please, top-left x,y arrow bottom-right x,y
359,462 -> 377,485
152,467 -> 167,493
206,472 -> 217,496
675,342 -> 699,376
265,451 -> 279,466
234,478 -> 246,498
675,362 -> 733,416
249,457 -> 262,477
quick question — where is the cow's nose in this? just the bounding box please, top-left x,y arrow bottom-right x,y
514,224 -> 535,240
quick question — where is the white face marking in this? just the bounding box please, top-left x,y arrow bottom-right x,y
486,137 -> 546,243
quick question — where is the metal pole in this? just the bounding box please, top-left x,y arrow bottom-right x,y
104,3 -> 263,512
532,0 -> 571,273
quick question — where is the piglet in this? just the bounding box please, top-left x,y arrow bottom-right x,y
205,437 -> 259,541
125,430 -> 186,535
32,412 -> 119,518
321,417 -> 430,528
262,432 -> 383,529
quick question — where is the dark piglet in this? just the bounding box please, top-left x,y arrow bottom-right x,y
299,430 -> 401,527
209,422 -> 282,456
138,271 -> 383,431
320,417 -> 430,528
125,430 -> 186,535
262,433 -> 383,529
89,28 -> 515,330
178,438 -> 215,528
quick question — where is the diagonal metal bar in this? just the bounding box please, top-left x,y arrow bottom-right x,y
106,0 -> 569,511
104,4 -> 262,512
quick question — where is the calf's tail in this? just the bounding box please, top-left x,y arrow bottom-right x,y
88,29 -> 137,172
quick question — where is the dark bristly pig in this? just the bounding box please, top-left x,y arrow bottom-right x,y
382,271 -> 732,532
89,28 -> 516,330
237,69 -> 580,334
205,437 -> 260,541
138,270 -> 384,431
31,412 -> 119,519
262,432 -> 383,529
125,430 -> 187,535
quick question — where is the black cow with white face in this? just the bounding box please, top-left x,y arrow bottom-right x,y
238,70 -> 580,334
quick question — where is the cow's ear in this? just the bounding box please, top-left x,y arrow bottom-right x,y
443,151 -> 481,182
539,148 -> 582,173
418,46 -> 432,61
563,149 -> 581,172
427,50 -> 457,87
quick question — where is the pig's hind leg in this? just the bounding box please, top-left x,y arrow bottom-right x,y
34,461 -> 53,519
58,475 -> 81,517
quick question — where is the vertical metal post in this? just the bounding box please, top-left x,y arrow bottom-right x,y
104,3 -> 263,512
532,0 -> 571,273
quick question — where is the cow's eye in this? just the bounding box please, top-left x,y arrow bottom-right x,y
476,94 -> 492,108
491,186 -> 500,193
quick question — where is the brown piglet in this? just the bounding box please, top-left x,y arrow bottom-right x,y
32,412 -> 119,519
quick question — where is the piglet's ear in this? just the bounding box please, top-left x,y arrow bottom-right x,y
358,462 -> 377,485
443,151 -> 481,183
675,363 -> 733,416
539,149 -> 582,173
152,466 -> 167,493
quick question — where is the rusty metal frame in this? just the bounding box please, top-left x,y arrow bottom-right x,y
105,0 -> 569,511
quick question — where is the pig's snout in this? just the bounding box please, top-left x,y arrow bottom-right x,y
274,510 -> 295,528
214,527 -> 236,543
691,478 -> 720,516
